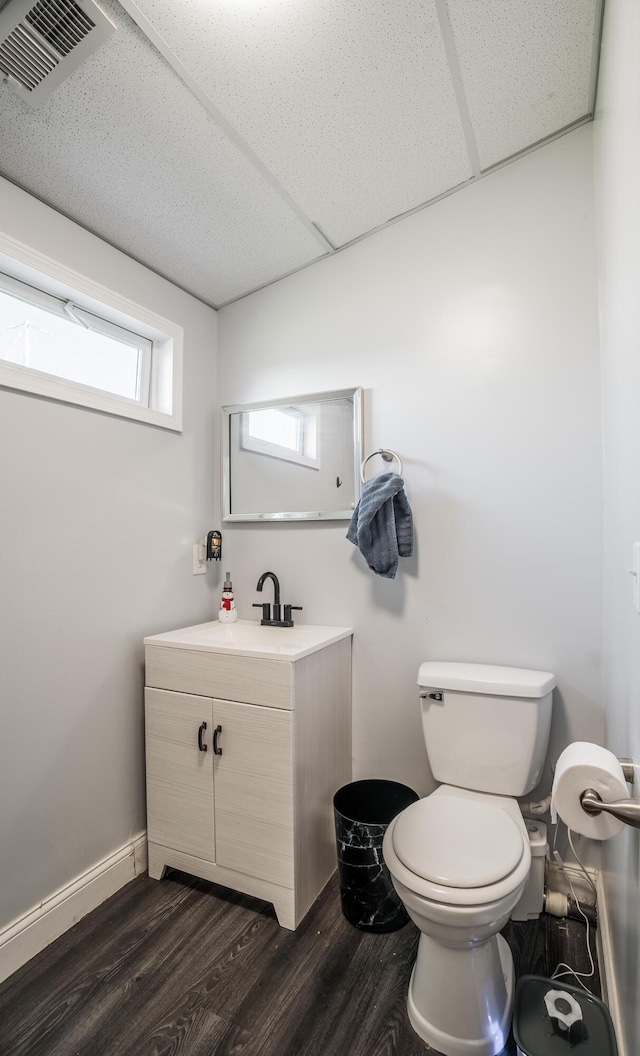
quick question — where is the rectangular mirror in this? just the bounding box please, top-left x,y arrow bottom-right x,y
222,387 -> 363,521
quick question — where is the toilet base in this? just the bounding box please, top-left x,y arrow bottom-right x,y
407,932 -> 514,1056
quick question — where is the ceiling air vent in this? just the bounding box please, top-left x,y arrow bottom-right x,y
0,0 -> 115,107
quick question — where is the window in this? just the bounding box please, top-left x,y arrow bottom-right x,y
240,405 -> 319,469
0,255 -> 182,431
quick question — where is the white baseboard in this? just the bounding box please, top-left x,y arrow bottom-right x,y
546,859 -> 598,905
596,872 -> 627,1056
0,831 -> 148,986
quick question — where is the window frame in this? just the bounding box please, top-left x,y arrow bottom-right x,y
239,404 -> 320,470
0,232 -> 183,431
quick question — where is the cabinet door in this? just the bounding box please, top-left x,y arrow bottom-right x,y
213,700 -> 294,888
145,688 -> 215,861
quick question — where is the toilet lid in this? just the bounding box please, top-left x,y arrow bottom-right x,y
391,795 -> 524,888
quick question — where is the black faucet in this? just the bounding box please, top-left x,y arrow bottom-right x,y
255,571 -> 281,622
253,571 -> 302,627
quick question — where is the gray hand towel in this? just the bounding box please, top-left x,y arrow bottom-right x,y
347,471 -> 413,579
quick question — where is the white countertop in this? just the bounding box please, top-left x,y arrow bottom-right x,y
144,619 -> 353,662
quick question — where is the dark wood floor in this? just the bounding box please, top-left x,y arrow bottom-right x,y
0,871 -> 600,1056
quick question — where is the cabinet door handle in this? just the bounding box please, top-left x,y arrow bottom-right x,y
213,724 -> 223,755
197,721 -> 208,752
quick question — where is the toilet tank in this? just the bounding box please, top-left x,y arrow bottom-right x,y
418,662 -> 555,797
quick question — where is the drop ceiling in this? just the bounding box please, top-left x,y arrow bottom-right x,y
0,0 -> 602,308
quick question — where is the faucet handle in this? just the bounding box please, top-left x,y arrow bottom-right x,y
283,605 -> 303,625
253,603 -> 271,623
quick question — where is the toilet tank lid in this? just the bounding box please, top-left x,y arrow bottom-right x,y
417,662 -> 556,698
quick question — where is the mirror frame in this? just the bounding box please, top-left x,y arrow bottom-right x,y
222,387 -> 363,521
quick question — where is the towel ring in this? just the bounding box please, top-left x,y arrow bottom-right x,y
360,448 -> 404,483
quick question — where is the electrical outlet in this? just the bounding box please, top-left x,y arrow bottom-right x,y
192,540 -> 207,575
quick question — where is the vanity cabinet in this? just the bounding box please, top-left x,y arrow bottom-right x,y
143,622 -> 352,930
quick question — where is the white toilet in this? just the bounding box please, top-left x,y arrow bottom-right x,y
382,661 -> 555,1056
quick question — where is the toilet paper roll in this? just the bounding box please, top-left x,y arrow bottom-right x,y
551,741 -> 629,840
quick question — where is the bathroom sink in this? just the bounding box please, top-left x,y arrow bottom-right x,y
144,619 -> 352,661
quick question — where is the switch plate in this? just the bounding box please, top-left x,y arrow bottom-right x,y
193,540 -> 207,575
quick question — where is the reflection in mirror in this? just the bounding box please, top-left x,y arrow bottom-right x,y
222,388 -> 362,521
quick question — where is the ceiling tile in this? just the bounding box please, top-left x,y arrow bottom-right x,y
0,0 -> 326,305
123,0 -> 473,247
447,0 -> 598,170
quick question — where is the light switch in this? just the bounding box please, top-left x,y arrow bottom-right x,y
630,542 -> 640,613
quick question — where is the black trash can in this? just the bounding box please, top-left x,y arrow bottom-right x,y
513,976 -> 618,1055
333,779 -> 419,933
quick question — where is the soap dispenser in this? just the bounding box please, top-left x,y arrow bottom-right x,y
218,572 -> 238,623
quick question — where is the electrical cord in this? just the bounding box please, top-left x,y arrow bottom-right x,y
550,824 -> 596,993
567,828 -> 597,896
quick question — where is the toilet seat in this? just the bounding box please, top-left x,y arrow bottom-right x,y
392,794 -> 524,888
384,792 -> 531,907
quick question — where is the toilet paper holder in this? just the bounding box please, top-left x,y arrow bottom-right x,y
580,757 -> 640,829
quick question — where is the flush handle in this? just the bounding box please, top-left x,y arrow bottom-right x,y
420,691 -> 443,702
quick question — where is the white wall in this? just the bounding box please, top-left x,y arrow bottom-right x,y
0,178 -> 219,932
593,2 -> 640,1052
219,127 -> 603,806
